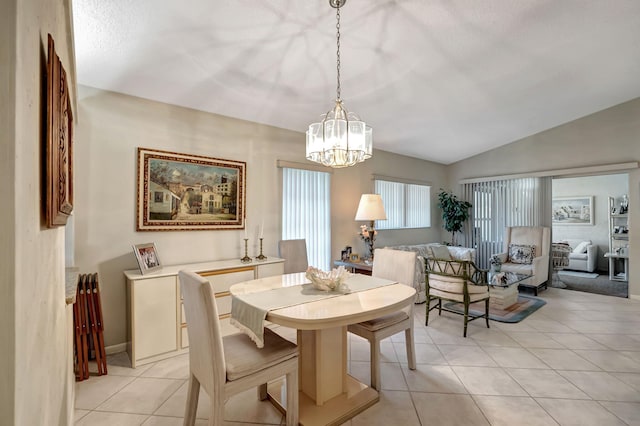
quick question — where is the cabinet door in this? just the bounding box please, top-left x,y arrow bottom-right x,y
133,276 -> 178,361
257,262 -> 284,278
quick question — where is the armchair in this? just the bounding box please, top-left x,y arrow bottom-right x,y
425,258 -> 490,337
493,226 -> 550,295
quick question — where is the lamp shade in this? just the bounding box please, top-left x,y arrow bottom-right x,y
355,194 -> 387,221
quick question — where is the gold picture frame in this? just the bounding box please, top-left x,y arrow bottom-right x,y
137,148 -> 246,231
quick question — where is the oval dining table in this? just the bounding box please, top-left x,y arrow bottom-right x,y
229,272 -> 416,426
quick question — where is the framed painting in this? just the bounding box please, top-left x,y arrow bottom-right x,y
45,34 -> 74,227
552,196 -> 594,225
133,243 -> 162,274
137,148 -> 246,231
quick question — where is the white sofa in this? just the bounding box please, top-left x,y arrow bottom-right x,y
559,239 -> 597,272
386,243 -> 476,303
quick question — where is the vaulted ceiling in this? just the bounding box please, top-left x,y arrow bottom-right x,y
73,0 -> 640,164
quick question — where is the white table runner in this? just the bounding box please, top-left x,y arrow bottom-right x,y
231,274 -> 395,347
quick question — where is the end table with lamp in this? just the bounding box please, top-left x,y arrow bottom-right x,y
355,194 -> 387,260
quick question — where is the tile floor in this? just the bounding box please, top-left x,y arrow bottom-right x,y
75,288 -> 640,425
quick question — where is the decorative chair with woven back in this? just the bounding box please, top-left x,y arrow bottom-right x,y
425,254 -> 490,337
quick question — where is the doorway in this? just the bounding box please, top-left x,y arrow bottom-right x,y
551,173 -> 629,298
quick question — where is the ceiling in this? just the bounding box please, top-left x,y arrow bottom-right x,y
72,0 -> 640,164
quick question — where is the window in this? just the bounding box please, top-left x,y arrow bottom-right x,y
374,179 -> 431,229
282,167 -> 331,270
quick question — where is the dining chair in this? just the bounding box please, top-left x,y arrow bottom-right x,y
179,270 -> 299,426
278,239 -> 309,273
347,248 -> 417,390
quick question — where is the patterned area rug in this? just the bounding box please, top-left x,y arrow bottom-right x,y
443,295 -> 546,323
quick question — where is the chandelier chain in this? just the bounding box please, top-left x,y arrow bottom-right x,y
336,6 -> 341,101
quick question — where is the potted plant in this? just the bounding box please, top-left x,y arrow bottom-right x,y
437,189 -> 472,246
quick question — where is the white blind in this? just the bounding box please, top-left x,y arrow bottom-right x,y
374,179 -> 430,229
461,177 -> 552,269
282,167 -> 331,270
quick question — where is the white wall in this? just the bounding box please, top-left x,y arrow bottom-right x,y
448,98 -> 640,298
75,86 -> 448,348
552,174 -> 629,271
1,0 -> 76,424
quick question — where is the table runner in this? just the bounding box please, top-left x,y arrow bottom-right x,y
231,274 -> 395,348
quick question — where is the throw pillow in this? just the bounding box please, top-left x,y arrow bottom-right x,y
508,244 -> 536,264
429,245 -> 453,260
572,241 -> 590,254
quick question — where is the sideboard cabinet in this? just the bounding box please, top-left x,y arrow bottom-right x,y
124,257 -> 285,367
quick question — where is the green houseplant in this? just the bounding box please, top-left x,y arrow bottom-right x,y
437,189 -> 472,246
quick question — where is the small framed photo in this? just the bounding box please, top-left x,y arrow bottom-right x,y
133,243 -> 162,275
350,253 -> 360,262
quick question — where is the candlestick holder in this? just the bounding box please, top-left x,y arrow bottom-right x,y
240,238 -> 252,263
256,238 -> 267,261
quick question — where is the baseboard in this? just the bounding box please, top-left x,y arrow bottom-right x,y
105,343 -> 127,355
629,294 -> 640,301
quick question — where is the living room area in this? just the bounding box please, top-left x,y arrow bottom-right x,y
5,1 -> 640,425
551,173 -> 630,298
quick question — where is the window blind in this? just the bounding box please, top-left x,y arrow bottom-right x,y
282,167 -> 331,270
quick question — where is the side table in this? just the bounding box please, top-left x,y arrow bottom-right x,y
334,260 -> 373,276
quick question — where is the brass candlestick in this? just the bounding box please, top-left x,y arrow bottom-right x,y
256,238 -> 267,261
240,238 -> 252,263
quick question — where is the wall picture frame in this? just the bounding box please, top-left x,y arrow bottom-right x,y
552,196 -> 594,225
45,34 -> 74,227
133,243 -> 162,274
137,148 -> 246,231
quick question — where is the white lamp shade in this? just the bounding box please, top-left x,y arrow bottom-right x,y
355,194 -> 387,221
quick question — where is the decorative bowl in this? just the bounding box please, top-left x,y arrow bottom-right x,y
305,266 -> 351,293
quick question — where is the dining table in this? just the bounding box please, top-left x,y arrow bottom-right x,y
229,272 -> 416,426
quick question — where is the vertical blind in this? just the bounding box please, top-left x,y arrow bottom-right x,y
461,177 -> 552,269
374,179 -> 431,229
282,167 -> 331,270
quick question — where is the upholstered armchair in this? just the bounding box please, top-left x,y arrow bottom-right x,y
493,226 -> 551,293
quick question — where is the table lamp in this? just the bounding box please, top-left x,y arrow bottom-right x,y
355,194 -> 387,260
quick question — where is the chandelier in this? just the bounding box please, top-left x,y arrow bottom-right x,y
306,0 -> 372,168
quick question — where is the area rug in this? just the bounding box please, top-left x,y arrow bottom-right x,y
558,270 -> 599,279
443,295 -> 546,323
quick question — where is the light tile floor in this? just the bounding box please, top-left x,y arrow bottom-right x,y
75,288 -> 640,425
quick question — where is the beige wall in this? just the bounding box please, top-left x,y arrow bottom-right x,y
75,86 -> 448,348
1,0 -> 76,424
448,98 -> 640,297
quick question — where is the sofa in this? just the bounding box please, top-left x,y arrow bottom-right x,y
387,243 -> 476,303
558,239 -> 597,272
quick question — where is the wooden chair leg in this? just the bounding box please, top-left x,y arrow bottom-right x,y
184,374 -> 200,426
438,299 -> 442,316
209,393 -> 225,426
285,368 -> 299,426
463,301 -> 469,338
485,298 -> 490,329
405,327 -> 416,370
425,296 -> 431,326
370,339 -> 381,391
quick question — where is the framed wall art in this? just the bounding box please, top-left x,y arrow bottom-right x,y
552,196 -> 594,225
133,243 -> 162,274
45,34 -> 74,227
137,148 -> 246,231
